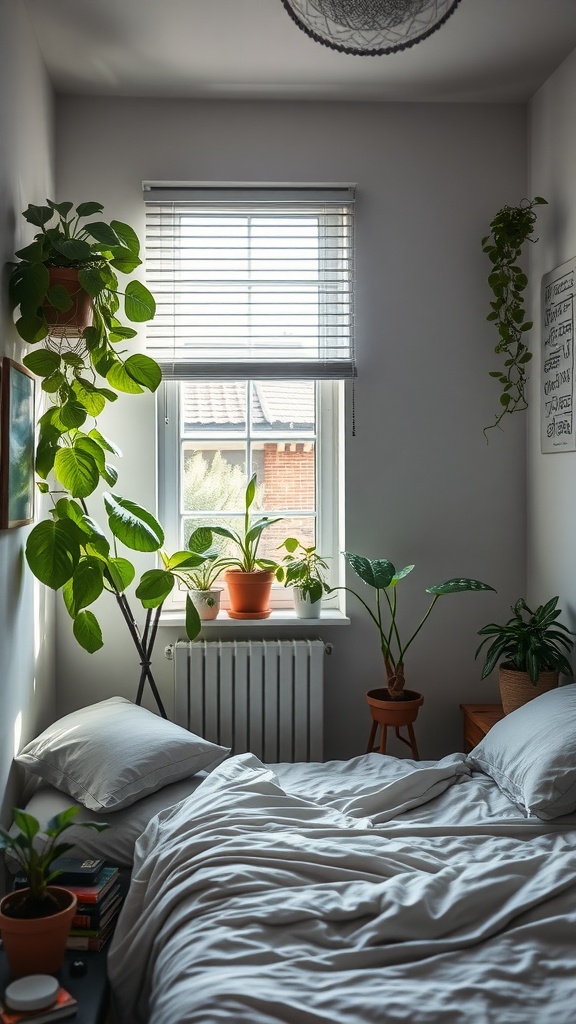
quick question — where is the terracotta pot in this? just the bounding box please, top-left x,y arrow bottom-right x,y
0,886 -> 77,978
365,688 -> 423,759
44,267 -> 93,331
499,664 -> 559,715
366,688 -> 424,727
224,569 -> 274,619
188,588 -> 222,621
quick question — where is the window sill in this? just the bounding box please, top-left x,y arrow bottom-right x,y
159,609 -> 350,629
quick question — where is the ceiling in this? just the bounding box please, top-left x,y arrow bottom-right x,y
23,0 -> 576,104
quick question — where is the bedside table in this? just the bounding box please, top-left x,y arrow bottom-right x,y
0,948 -> 110,1024
459,703 -> 504,753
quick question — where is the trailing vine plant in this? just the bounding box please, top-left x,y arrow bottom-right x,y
8,199 -> 209,716
482,196 -> 547,439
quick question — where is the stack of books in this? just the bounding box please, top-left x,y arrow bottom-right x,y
14,857 -> 124,953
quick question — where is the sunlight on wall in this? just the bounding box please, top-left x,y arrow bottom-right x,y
34,576 -> 42,664
13,711 -> 22,756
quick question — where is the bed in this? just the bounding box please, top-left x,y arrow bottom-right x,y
10,689 -> 576,1024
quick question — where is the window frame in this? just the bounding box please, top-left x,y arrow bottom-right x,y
156,378 -> 345,613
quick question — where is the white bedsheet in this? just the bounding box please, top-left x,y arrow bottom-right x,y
109,752 -> 576,1024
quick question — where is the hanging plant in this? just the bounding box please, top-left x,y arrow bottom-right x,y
482,196 -> 547,439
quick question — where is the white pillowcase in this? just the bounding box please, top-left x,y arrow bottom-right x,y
468,684 -> 576,820
15,697 -> 229,812
7,776 -> 207,870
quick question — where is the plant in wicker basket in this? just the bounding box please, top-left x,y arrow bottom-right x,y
476,597 -> 574,713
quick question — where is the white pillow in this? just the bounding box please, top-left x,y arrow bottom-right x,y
15,697 -> 229,812
7,776 -> 207,870
468,684 -> 576,820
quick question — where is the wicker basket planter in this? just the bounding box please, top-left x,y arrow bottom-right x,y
499,664 -> 559,715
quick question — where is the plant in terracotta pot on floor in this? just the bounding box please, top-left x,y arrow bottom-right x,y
276,538 -> 330,619
207,474 -> 283,620
7,199 -> 209,716
335,553 -> 495,757
0,807 -> 108,977
475,596 -> 574,715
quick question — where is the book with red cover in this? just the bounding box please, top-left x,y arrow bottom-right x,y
0,986 -> 77,1023
66,918 -> 115,952
71,887 -> 122,930
70,892 -> 123,936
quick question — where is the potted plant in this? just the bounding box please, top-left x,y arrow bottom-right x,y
176,527 -> 230,622
0,806 -> 108,977
475,596 -> 574,714
482,195 -> 547,439
207,474 -> 282,619
336,553 -> 494,752
276,538 -> 330,619
8,199 -> 156,349
7,199 -> 209,716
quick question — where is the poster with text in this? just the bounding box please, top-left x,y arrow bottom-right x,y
541,257 -> 576,453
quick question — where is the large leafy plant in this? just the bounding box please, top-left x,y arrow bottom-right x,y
339,554 -> 494,699
482,196 -> 547,438
9,200 -> 209,715
476,596 -> 574,682
0,807 -> 108,917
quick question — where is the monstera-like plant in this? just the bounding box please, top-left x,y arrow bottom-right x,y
9,199 -> 208,716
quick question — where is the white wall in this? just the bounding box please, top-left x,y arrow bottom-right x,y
0,0 -> 56,870
53,96 -> 527,758
527,48 -> 576,637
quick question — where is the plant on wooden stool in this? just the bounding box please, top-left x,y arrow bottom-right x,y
338,553 -> 495,700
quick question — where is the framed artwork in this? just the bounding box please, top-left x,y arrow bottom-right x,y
0,358 -> 36,529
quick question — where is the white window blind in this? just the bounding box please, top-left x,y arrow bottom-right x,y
143,182 -> 356,380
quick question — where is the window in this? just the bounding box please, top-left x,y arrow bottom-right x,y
146,183 -> 355,613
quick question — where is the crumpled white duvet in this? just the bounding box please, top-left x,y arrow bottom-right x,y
108,752 -> 576,1024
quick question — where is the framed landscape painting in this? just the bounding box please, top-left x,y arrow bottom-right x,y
1,358 -> 35,529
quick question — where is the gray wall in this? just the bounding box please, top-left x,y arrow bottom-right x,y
0,0 -> 56,875
528,49 -> 576,632
53,95 -> 527,759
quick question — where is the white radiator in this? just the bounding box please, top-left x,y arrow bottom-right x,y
172,639 -> 326,762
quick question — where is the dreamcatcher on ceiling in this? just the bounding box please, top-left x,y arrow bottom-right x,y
280,0 -> 462,56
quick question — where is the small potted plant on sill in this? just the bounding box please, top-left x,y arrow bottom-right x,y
0,806 -> 109,977
334,553 -> 494,752
206,474 -> 283,620
276,538 -> 330,619
177,527 -> 230,622
475,596 -> 574,715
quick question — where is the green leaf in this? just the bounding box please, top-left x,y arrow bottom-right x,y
123,280 -> 156,322
103,492 -> 164,551
26,519 -> 80,589
16,316 -> 48,344
135,569 -> 174,608
106,362 -> 144,394
75,201 -> 104,218
74,435 -> 106,474
188,527 -> 213,554
72,379 -> 106,417
22,349 -> 61,378
109,248 -> 141,275
47,200 -> 74,217
62,557 -> 104,617
124,354 -> 162,392
23,203 -> 53,227
54,447 -> 100,498
390,565 -> 415,586
88,428 -> 122,457
110,220 -> 140,255
52,238 -> 93,261
105,557 -> 135,592
14,262 -> 50,315
73,610 -> 104,653
185,593 -> 201,641
59,399 -> 88,429
78,266 -> 108,298
344,553 -> 396,590
426,578 -> 495,596
84,221 -> 121,247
